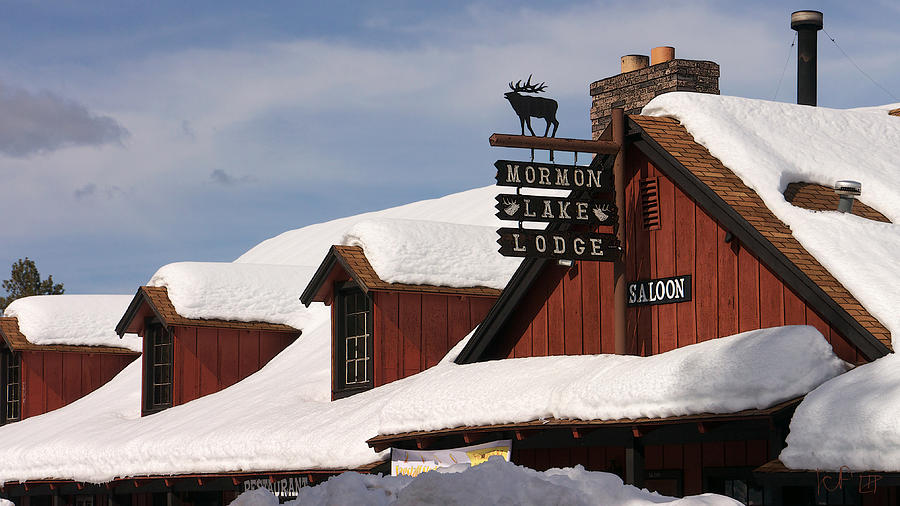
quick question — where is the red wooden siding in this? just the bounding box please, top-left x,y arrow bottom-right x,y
488,146 -> 865,364
512,445 -> 626,478
172,326 -> 297,406
20,351 -> 136,419
644,440 -> 769,496
372,293 -> 496,387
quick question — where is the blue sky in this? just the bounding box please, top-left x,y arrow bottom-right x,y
1,0 -> 898,294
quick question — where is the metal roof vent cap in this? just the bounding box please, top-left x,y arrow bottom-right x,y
834,180 -> 861,213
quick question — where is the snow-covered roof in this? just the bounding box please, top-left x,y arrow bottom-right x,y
342,218 -> 519,290
643,93 -> 900,345
0,322 -> 843,483
2,295 -> 140,351
641,94 -> 900,473
147,262 -> 318,329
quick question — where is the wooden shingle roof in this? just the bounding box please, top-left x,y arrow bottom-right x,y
784,182 -> 890,223
0,317 -> 139,354
301,245 -> 501,305
116,286 -> 300,335
631,115 -> 891,352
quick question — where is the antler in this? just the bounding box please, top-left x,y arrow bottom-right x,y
509,74 -> 548,93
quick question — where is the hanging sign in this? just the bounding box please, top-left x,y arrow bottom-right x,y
495,160 -> 611,192
497,228 -> 619,261
391,439 -> 513,477
627,275 -> 692,306
495,194 -> 616,225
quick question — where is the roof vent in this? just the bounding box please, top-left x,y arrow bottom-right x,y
834,180 -> 861,213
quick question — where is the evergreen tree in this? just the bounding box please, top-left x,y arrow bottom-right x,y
0,257 -> 64,311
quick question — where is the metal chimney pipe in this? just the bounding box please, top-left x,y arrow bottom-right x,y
791,10 -> 823,106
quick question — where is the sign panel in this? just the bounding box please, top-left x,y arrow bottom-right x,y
391,439 -> 513,477
497,228 -> 619,261
627,275 -> 692,306
242,476 -> 309,500
495,194 -> 616,225
495,160 -> 611,192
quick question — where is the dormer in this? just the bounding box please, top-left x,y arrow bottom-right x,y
117,286 -> 301,416
301,245 -> 499,400
0,295 -> 140,424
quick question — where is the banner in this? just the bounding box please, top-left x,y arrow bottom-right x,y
391,439 -> 513,477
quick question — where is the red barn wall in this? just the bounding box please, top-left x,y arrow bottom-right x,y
373,292 -> 496,386
172,326 -> 298,405
487,145 -> 864,364
21,351 -> 136,419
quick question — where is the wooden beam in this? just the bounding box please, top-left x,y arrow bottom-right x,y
489,134 -> 620,154
48,484 -> 56,491
76,483 -> 84,490
631,426 -> 658,438
164,479 -> 173,488
231,477 -> 240,486
572,428 -> 583,439
514,430 -> 532,441
415,438 -> 432,450
463,432 -> 484,444
372,442 -> 391,453
197,478 -> 204,486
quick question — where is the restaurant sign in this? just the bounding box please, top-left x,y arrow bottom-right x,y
497,228 -> 619,261
496,194 -> 616,225
392,439 -> 513,477
495,160 -> 611,192
627,275 -> 692,306
242,476 -> 309,500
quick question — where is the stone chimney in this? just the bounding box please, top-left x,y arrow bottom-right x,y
590,46 -> 720,137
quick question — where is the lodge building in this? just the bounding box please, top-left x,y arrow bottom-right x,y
1,15 -> 899,506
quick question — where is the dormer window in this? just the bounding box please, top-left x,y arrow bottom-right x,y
2,350 -> 20,424
145,322 -> 173,413
334,285 -> 373,398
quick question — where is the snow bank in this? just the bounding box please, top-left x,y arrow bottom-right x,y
235,458 -> 739,506
0,324 -> 843,483
378,326 -> 846,434
343,219 -> 520,289
781,353 -> 900,471
148,262 -> 319,329
3,295 -> 140,351
643,93 -> 900,343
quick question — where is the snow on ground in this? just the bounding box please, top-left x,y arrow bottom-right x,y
0,324 -> 843,483
2,295 -> 140,351
233,458 -> 740,506
643,93 -> 900,343
148,262 -> 318,328
780,353 -> 900,471
343,219 -> 520,289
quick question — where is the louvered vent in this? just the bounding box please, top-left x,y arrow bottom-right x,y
640,177 -> 660,230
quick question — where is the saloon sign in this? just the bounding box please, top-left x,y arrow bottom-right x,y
627,275 -> 692,306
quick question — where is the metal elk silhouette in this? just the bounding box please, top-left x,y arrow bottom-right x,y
504,75 -> 559,138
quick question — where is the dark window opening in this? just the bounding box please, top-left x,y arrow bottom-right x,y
334,286 -> 373,398
640,177 -> 661,230
708,475 -> 764,505
2,349 -> 21,424
144,322 -> 173,413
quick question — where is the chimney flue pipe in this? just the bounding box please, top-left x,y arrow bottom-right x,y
791,10 -> 823,106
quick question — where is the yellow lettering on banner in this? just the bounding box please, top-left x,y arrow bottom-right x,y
465,446 -> 511,466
